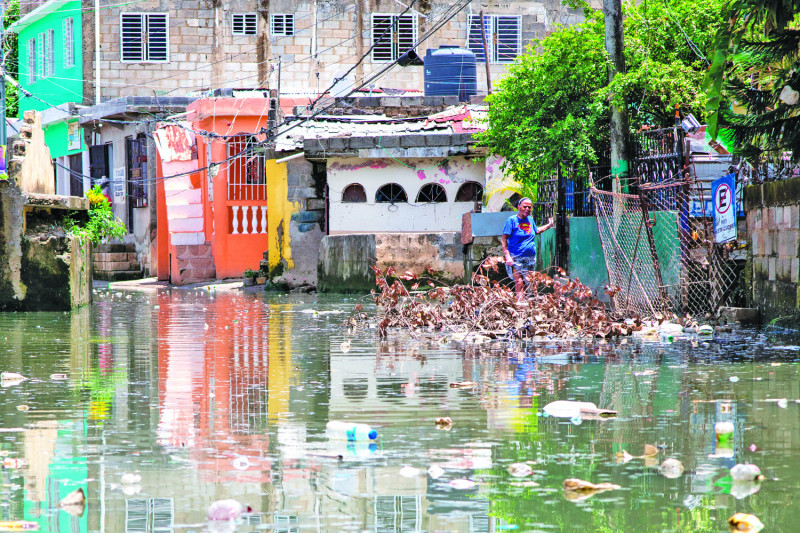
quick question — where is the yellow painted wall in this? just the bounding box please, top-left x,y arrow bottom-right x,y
266,159 -> 300,272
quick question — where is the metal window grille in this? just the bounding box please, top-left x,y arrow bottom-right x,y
36,33 -> 43,78
227,135 -> 267,201
270,14 -> 294,36
43,29 -> 54,77
121,13 -> 169,62
127,135 -> 148,208
27,39 -> 36,83
416,183 -> 447,203
232,13 -> 258,35
342,183 -> 367,202
467,14 -> 521,63
371,14 -> 417,62
63,18 -> 74,69
375,183 -> 407,203
455,181 -> 483,202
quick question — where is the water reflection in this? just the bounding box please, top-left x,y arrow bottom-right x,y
0,291 -> 799,531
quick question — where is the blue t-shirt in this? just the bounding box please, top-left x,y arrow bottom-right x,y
503,215 -> 538,258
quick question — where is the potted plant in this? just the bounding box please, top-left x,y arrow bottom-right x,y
243,268 -> 257,286
255,270 -> 268,285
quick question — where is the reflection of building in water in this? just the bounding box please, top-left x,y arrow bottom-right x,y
125,498 -> 174,532
156,293 -> 274,483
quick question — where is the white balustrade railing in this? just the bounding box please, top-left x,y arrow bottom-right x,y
230,205 -> 268,235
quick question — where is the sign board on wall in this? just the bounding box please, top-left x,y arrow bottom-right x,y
712,173 -> 736,243
113,167 -> 126,202
67,121 -> 81,151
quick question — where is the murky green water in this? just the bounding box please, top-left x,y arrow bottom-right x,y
0,288 -> 798,532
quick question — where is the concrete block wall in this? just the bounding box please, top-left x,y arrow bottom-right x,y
744,177 -> 800,321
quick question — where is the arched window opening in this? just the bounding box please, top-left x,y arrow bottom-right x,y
504,193 -> 522,211
455,181 -> 484,202
416,183 -> 447,203
342,183 -> 367,203
375,183 -> 407,203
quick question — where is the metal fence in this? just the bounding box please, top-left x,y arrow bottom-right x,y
227,135 -> 267,201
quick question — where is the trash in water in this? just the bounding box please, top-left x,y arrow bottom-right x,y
3,458 -> 23,469
59,488 -> 86,517
326,421 -> 377,441
509,480 -> 539,488
0,372 -> 27,387
232,456 -> 250,470
448,479 -> 477,490
340,340 -> 351,353
727,512 -> 764,532
730,464 -> 764,482
0,521 -> 39,530
399,466 -> 421,478
730,480 -> 761,500
449,381 -> 476,389
434,417 -> 453,430
507,463 -> 533,477
660,458 -> 685,479
50,374 -> 68,380
427,465 -> 445,479
207,499 -> 251,521
729,376 -> 740,383
562,478 -> 621,501
543,401 -> 617,419
15,405 -> 28,412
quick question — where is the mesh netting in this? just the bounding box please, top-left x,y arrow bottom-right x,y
591,177 -> 740,318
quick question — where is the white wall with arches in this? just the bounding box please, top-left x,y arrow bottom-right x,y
326,156 -> 486,234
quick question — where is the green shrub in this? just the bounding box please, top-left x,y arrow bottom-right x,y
65,186 -> 127,244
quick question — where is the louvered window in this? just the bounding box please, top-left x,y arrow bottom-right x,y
467,14 -> 521,63
371,14 -> 417,62
43,29 -> 55,77
121,13 -> 169,62
270,14 -> 294,36
64,17 -> 75,69
232,13 -> 257,35
27,39 -> 37,84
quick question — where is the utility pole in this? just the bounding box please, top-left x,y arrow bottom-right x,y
603,0 -> 629,182
478,10 -> 491,95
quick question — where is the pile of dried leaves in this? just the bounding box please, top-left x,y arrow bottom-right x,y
348,258 -> 643,340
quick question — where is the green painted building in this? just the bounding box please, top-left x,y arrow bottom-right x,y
10,0 -> 85,161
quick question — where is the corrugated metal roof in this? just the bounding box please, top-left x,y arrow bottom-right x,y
273,105 -> 486,152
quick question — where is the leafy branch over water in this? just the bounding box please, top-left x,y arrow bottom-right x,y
357,259 -> 642,340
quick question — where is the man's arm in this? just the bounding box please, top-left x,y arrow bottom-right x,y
501,234 -> 513,265
536,217 -> 554,235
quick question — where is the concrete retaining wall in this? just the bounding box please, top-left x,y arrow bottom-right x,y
744,177 -> 800,321
318,232 -> 465,293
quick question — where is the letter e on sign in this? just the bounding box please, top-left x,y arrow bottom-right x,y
712,173 -> 736,243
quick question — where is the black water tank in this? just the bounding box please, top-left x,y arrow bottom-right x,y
423,46 -> 477,102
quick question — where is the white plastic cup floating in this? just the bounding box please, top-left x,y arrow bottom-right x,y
715,421 -> 734,450
326,421 -> 378,441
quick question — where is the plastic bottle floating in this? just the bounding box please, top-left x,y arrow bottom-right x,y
542,401 -> 617,419
326,421 -> 378,441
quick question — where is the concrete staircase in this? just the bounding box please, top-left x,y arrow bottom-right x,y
163,169 -> 216,285
173,243 -> 216,284
93,243 -> 142,281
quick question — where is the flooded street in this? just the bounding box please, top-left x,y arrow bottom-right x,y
1,288 -> 799,532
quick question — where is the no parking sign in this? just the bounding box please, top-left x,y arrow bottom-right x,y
712,173 -> 736,243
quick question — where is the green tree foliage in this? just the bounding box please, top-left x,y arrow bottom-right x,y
2,0 -> 20,118
478,0 -> 724,183
705,0 -> 800,168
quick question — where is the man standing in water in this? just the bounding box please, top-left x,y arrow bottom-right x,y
501,197 -> 553,300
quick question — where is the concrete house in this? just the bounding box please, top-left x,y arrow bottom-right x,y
11,0 -> 594,282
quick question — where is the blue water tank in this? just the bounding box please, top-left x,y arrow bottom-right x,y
424,46 -> 478,102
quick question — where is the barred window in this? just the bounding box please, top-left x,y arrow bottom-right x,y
416,183 -> 447,203
43,29 -> 55,77
467,14 -> 521,63
27,39 -> 37,84
270,14 -> 294,36
376,183 -> 407,203
455,182 -> 484,202
371,14 -> 417,62
232,13 -> 257,36
63,17 -> 75,69
121,13 -> 169,62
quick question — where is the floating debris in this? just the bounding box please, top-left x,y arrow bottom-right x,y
449,381 -> 476,389
16,405 -> 29,412
434,417 -> 453,430
399,466 -> 421,478
0,372 -> 27,387
543,401 -> 617,419
730,464 -> 764,482
448,479 -> 477,490
207,499 -> 250,521
507,463 -> 533,478
427,465 -> 445,479
50,374 -> 68,381
728,513 -> 764,532
659,458 -> 685,479
59,488 -> 86,517
562,478 -> 621,501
